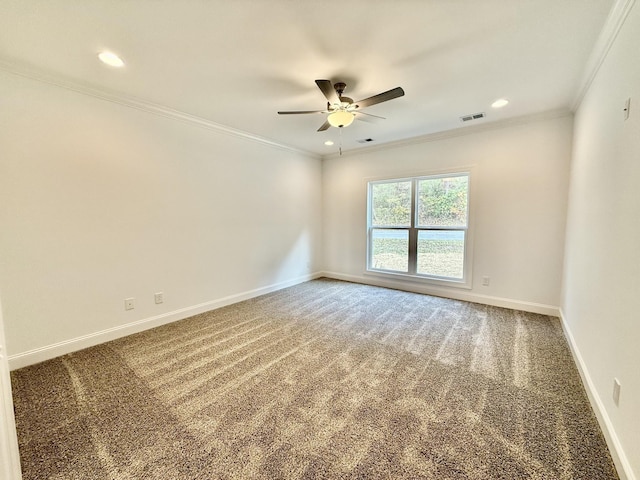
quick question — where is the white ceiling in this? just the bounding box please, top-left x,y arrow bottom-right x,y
0,0 -> 615,156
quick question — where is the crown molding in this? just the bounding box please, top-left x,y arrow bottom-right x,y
322,108 -> 572,160
571,0 -> 636,111
0,58 -> 319,159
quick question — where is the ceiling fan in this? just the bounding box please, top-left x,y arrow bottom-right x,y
278,80 -> 405,131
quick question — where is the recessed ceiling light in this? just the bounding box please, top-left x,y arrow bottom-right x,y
98,51 -> 125,67
491,98 -> 509,109
324,140 -> 334,146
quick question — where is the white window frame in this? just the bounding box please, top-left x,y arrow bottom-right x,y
365,170 -> 473,289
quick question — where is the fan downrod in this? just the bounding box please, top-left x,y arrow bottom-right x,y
333,82 -> 354,105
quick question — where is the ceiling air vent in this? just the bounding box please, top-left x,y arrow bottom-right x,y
357,138 -> 375,144
460,112 -> 485,122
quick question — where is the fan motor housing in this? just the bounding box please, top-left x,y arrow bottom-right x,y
334,82 -> 347,95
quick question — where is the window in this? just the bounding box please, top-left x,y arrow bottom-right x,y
367,172 -> 470,285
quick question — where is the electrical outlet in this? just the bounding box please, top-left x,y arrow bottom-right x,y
124,298 -> 135,311
482,276 -> 490,286
613,378 -> 621,406
154,292 -> 164,304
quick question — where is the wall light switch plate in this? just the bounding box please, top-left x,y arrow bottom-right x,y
154,292 -> 164,304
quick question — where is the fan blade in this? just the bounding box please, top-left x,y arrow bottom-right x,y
317,119 -> 331,132
315,80 -> 340,105
354,111 -> 385,124
355,111 -> 386,120
354,87 -> 405,109
278,110 -> 327,115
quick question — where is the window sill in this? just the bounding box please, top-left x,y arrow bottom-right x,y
364,269 -> 472,290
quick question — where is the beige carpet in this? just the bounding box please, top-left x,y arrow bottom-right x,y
11,278 -> 618,479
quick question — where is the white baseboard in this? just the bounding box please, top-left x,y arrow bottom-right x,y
559,308 -> 635,480
8,272 -> 322,371
321,271 -> 560,317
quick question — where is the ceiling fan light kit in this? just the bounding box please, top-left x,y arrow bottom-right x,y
327,110 -> 355,128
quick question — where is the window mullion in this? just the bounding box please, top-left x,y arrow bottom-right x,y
408,179 -> 418,274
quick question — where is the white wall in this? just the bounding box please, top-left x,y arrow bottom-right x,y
322,115 -> 573,313
562,2 -> 640,478
0,71 -> 322,364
